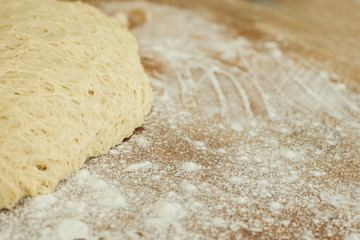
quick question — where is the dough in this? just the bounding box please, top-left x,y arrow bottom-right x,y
0,0 -> 152,209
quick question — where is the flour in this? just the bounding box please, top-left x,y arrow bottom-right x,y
109,149 -> 120,155
181,162 -> 203,172
56,219 -> 90,240
0,1 -> 359,239
135,136 -> 152,148
125,161 -> 153,172
181,181 -> 197,193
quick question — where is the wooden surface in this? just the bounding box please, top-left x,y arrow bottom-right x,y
86,0 -> 360,86
1,0 -> 359,239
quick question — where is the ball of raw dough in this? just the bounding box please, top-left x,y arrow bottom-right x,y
0,0 -> 152,209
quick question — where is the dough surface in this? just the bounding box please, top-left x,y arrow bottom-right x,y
0,0 -> 152,209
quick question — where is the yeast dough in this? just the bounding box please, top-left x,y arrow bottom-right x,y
0,0 -> 152,209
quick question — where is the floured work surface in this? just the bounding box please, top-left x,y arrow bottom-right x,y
1,0 -> 360,239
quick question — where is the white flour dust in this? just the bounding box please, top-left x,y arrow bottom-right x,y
0,1 -> 359,239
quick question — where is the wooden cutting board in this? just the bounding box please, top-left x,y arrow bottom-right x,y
1,0 -> 359,239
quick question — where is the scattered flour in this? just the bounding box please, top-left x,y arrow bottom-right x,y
95,189 -> 127,208
0,1 -> 359,240
346,233 -> 360,240
181,162 -> 203,172
184,137 -> 207,151
181,181 -> 197,193
216,148 -> 227,154
125,161 -> 153,172
154,201 -> 186,219
230,122 -> 244,132
29,194 -> 57,210
281,148 -> 298,160
145,201 -> 187,234
309,171 -> 326,177
109,149 -> 120,155
269,201 -> 283,214
56,219 -> 90,240
134,135 -> 152,148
